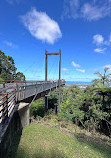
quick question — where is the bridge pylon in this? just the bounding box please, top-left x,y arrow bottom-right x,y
45,49 -> 61,113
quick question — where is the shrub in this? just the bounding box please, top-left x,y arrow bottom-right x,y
30,98 -> 45,118
0,77 -> 5,86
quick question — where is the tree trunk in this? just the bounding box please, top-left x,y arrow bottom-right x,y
102,93 -> 105,107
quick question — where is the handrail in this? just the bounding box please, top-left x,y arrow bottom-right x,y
0,86 -> 14,93
0,88 -> 16,129
0,80 -> 65,134
0,79 -> 65,84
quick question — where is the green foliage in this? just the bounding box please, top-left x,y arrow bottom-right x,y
16,72 -> 25,81
93,67 -> 111,86
55,84 -> 111,135
0,77 -> 4,83
28,68 -> 111,136
0,50 -> 25,80
30,98 -> 45,118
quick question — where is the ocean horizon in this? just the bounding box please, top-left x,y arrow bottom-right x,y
66,81 -> 92,84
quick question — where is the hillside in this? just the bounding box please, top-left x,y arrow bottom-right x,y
8,116 -> 111,158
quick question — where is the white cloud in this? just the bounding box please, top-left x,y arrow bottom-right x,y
109,33 -> 111,43
103,65 -> 111,71
64,72 -> 69,76
35,75 -> 41,78
72,61 -> 80,68
6,0 -> 25,4
3,40 -> 17,48
104,65 -> 111,69
21,8 -> 62,44
62,0 -> 111,21
76,68 -> 85,73
6,0 -> 13,5
31,69 -> 41,73
104,65 -> 111,68
36,69 -> 41,72
62,0 -> 80,19
93,34 -> 104,45
81,2 -> 111,21
94,48 -> 106,53
62,68 -> 68,72
93,33 -> 111,52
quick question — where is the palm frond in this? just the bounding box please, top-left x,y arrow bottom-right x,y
104,67 -> 109,73
106,74 -> 111,78
94,72 -> 102,78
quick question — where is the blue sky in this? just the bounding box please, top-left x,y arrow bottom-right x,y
0,0 -> 111,81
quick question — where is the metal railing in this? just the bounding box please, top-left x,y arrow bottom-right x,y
16,80 -> 65,101
0,87 -> 16,131
0,80 -> 65,133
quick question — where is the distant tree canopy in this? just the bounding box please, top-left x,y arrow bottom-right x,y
0,50 -> 25,81
30,68 -> 111,136
93,67 -> 111,87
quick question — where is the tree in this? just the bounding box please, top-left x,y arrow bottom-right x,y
16,72 -> 25,81
59,85 -> 85,126
93,68 -> 111,106
93,67 -> 111,86
30,98 -> 45,118
0,77 -> 4,84
0,50 -> 25,81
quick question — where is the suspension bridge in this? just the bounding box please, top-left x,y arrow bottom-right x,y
0,50 -> 65,158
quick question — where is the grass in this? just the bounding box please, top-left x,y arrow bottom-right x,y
8,115 -> 111,158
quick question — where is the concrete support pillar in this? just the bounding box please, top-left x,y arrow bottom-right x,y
0,102 -> 30,158
18,102 -> 30,128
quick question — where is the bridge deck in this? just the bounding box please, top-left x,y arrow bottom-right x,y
0,80 -> 65,139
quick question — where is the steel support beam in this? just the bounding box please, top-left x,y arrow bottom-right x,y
45,50 -> 48,111
58,49 -> 61,112
45,49 -> 61,113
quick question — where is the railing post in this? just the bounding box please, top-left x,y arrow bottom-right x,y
2,93 -> 8,124
14,89 -> 16,105
16,84 -> 19,102
36,82 -> 37,94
